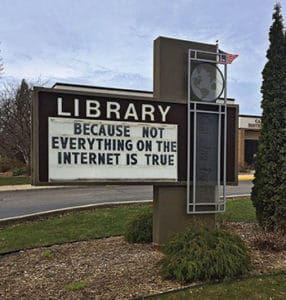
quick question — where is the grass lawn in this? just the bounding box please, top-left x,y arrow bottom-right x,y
0,198 -> 255,254
0,205 -> 152,254
146,272 -> 286,299
219,197 -> 256,222
0,197 -> 285,299
0,176 -> 30,186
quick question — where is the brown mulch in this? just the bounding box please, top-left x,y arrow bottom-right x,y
223,222 -> 286,274
1,222 -> 286,300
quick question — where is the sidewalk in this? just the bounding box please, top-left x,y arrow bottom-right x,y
0,184 -> 68,192
0,174 -> 254,192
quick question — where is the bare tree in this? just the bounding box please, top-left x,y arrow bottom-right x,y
0,80 -> 32,169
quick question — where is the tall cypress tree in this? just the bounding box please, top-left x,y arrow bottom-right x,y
251,3 -> 286,230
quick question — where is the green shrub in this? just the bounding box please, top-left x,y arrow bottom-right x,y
124,209 -> 152,243
160,227 -> 250,283
12,167 -> 26,176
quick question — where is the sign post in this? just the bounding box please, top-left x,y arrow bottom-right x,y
152,37 -> 238,245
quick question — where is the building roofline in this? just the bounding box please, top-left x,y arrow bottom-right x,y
239,114 -> 261,118
52,82 -> 153,95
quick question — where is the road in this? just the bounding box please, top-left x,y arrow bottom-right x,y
0,181 -> 253,219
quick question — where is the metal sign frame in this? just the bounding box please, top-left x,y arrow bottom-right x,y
32,87 -> 186,186
187,48 -> 228,214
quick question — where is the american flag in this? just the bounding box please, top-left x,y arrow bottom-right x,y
219,50 -> 238,64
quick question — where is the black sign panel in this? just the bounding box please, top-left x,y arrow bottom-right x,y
32,88 -> 237,185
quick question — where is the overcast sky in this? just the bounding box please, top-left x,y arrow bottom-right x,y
0,0 -> 284,115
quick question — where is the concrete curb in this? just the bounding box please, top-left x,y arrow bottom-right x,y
0,174 -> 254,192
0,194 -> 252,226
0,200 -> 153,226
0,184 -> 72,192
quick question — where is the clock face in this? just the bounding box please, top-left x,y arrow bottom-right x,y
190,63 -> 224,102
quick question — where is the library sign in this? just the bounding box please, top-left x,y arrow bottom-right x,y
32,88 -> 183,184
32,88 -> 237,185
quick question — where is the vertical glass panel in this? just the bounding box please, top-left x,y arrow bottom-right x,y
193,112 -> 219,209
196,113 -> 218,184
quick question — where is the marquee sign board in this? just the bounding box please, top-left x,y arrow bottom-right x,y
48,118 -> 177,181
32,87 -> 237,185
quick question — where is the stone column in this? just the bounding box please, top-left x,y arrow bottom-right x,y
152,37 -> 217,245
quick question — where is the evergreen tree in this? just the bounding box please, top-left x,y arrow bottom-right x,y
251,3 -> 286,230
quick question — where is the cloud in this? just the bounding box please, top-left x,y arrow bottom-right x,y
0,0 -> 283,116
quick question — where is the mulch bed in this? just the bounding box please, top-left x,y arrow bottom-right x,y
1,222 -> 285,299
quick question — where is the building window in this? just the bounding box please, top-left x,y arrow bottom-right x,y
244,140 -> 258,167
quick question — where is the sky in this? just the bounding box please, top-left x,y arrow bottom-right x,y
0,0 -> 284,115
